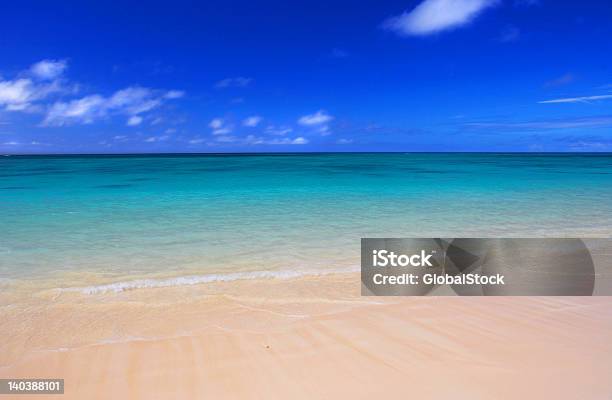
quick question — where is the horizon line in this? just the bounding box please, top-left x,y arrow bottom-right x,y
3,151 -> 612,157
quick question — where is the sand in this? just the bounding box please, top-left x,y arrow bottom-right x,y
2,273 -> 612,399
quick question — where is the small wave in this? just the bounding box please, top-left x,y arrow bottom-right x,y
64,266 -> 359,295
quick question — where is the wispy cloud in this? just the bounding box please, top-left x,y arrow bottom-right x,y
544,73 -> 575,88
298,110 -> 334,135
209,118 -> 233,135
202,134 -> 309,146
298,110 -> 333,125
43,87 -> 183,126
163,90 -> 185,99
215,77 -> 252,89
209,118 -> 223,129
466,116 -> 612,131
498,25 -> 520,43
383,0 -> 499,37
188,137 -> 206,145
144,135 -> 170,143
1,59 -> 183,126
29,59 -> 68,81
265,125 -> 293,136
285,137 -> 308,145
215,135 -> 237,143
248,135 -> 308,145
0,59 -> 69,112
538,94 -> 612,104
0,140 -> 48,147
127,115 -> 143,126
242,115 -> 262,127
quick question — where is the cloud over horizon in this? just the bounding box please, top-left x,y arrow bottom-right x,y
298,110 -> 334,135
43,86 -> 183,126
0,59 -> 184,127
208,118 -> 233,135
0,60 -> 70,112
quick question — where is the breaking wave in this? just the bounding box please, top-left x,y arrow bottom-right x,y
64,266 -> 359,295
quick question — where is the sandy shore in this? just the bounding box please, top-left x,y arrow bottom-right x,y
2,273 -> 612,399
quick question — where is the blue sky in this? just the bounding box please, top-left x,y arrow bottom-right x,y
1,0 -> 611,153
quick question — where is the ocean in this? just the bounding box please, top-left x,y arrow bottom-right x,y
1,153 -> 612,294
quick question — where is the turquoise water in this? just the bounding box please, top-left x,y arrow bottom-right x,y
1,153 -> 611,292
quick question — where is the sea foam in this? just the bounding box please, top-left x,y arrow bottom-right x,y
65,266 -> 359,295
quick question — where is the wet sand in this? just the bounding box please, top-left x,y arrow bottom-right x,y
2,273 -> 612,399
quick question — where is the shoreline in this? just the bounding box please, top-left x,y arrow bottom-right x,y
2,273 -> 612,399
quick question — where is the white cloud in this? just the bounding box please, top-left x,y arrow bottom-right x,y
0,60 -> 72,112
30,59 -> 67,80
0,78 -> 62,111
265,136 -> 309,145
144,135 -> 169,143
265,125 -> 293,135
127,115 -> 143,126
43,86 -> 183,126
44,95 -> 106,125
163,90 -> 184,99
337,138 -> 353,144
538,94 -> 612,104
243,115 -> 262,127
1,59 -> 184,126
298,110 -> 333,125
0,79 -> 35,108
244,135 -> 263,145
220,135 -> 309,146
291,137 -> 308,144
383,0 -> 499,36
213,127 -> 232,135
209,118 -> 223,129
298,110 -> 334,135
189,138 -> 206,144
208,118 -> 233,135
107,87 -> 160,114
215,77 -> 252,88
216,135 -> 237,143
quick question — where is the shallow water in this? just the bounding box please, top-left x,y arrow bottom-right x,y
1,153 -> 611,293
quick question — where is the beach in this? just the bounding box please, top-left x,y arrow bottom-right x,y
2,273 -> 612,399
2,154 -> 612,398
